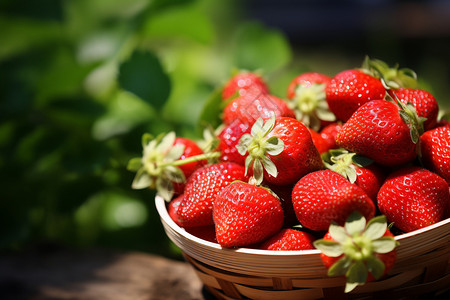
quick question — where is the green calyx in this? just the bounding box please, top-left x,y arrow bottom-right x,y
236,116 -> 284,185
314,211 -> 398,293
288,83 -> 335,131
323,149 -> 373,184
387,94 -> 426,144
127,131 -> 220,201
361,56 -> 418,89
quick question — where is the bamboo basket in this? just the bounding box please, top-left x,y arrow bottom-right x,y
155,195 -> 450,299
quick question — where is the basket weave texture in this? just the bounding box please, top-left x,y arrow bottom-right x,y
156,196 -> 450,299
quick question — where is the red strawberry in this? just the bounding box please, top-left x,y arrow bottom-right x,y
222,71 -> 269,100
259,228 -> 315,251
389,88 -> 439,131
185,225 -> 217,243
336,99 -> 424,166
320,122 -> 343,151
420,125 -> 450,184
217,121 -> 251,165
177,162 -> 247,227
377,166 -> 449,233
326,69 -> 385,122
268,183 -> 298,227
237,116 -> 323,185
168,194 -> 184,227
173,137 -> 207,194
308,128 -> 332,154
314,212 -> 397,293
323,149 -> 385,202
222,93 -> 295,127
213,181 -> 284,248
286,72 -> 334,130
292,170 -> 375,231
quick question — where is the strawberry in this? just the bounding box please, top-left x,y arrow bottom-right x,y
177,162 -> 247,228
259,228 -> 316,251
309,128 -> 331,154
128,132 -> 217,201
185,225 -> 217,243
172,137 -> 207,194
217,121 -> 251,165
314,212 -> 398,293
286,72 -> 335,130
325,69 -> 385,122
319,122 -> 343,151
377,166 -> 450,233
323,149 -> 385,202
222,93 -> 295,127
222,71 -> 269,100
267,183 -> 298,227
336,99 -> 425,166
292,170 -> 375,231
420,125 -> 450,184
389,88 -> 439,131
237,116 -> 323,185
168,194 -> 184,227
213,181 -> 284,248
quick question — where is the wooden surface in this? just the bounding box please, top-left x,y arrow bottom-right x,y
0,247 -> 209,300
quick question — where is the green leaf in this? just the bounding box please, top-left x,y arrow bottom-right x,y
345,211 -> 366,236
328,256 -> 352,277
118,50 -> 171,109
236,134 -> 252,156
156,176 -> 174,202
127,157 -> 142,171
372,237 -> 397,254
261,156 -> 277,178
232,22 -> 292,72
345,167 -> 357,184
329,222 -> 348,244
197,87 -> 223,130
132,168 -> 152,189
252,159 -> 264,185
244,155 -> 254,177
345,261 -> 368,293
364,215 -> 387,240
157,132 -> 177,154
366,256 -> 385,280
251,118 -> 265,136
164,166 -> 185,184
313,239 -> 343,257
352,155 -> 374,167
265,136 -> 284,156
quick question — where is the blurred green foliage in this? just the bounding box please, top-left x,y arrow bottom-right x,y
0,0 -> 296,257
1,0 -> 448,258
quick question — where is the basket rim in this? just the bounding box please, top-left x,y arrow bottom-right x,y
155,195 -> 450,256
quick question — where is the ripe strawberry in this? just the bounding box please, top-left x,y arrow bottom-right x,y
213,181 -> 284,248
309,128 -> 331,154
323,149 -> 385,202
286,72 -> 335,130
237,116 -> 323,186
268,183 -> 298,227
177,162 -> 247,228
389,88 -> 439,131
377,166 -> 450,233
222,71 -> 269,100
336,99 -> 424,166
314,212 -> 398,293
292,170 -> 375,231
420,125 -> 450,184
217,121 -> 251,165
325,69 -> 385,122
172,137 -> 207,194
319,122 -> 343,151
185,225 -> 217,243
259,228 -> 316,251
222,93 -> 295,127
128,132 -> 215,201
168,194 -> 184,227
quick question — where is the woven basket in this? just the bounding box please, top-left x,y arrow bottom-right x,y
155,195 -> 450,299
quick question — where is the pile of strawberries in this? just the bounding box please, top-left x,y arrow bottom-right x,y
128,57 -> 450,292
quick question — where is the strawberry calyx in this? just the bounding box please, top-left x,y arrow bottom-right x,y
128,132 -> 220,201
236,116 -> 284,185
314,211 -> 398,293
323,149 -> 374,184
387,94 -> 426,145
288,83 -> 336,131
361,56 -> 418,90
